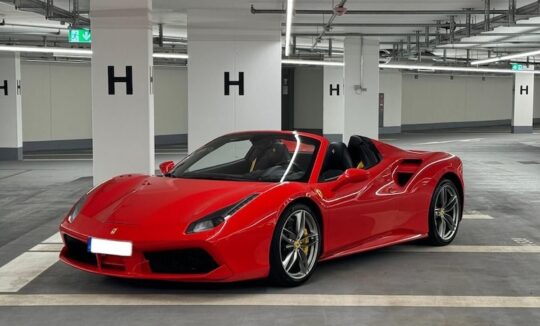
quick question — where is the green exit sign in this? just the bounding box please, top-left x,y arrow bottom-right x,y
68,29 -> 92,43
511,63 -> 524,71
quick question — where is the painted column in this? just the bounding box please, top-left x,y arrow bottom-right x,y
0,53 -> 22,160
90,0 -> 154,185
379,70 -> 402,134
323,65 -> 345,142
343,37 -> 380,141
512,69 -> 534,133
187,9 -> 281,152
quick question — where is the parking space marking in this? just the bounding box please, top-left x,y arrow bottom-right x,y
388,245 -> 540,253
0,293 -> 538,308
0,252 -> 58,292
413,138 -> 484,145
29,244 -> 63,252
42,232 -> 62,244
462,214 -> 494,220
512,238 -> 535,246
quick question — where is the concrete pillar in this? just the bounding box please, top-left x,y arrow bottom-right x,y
512,69 -> 534,133
323,66 -> 344,142
187,9 -> 281,152
379,70 -> 402,134
343,37 -> 380,141
0,53 -> 22,160
90,0 -> 154,185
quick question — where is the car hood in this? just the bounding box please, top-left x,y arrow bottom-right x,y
81,175 -> 276,226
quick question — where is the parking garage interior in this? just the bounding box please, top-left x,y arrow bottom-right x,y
0,0 -> 539,325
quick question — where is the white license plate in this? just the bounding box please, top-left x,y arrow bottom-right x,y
88,237 -> 132,257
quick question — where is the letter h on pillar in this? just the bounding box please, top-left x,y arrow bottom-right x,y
329,83 -> 340,96
224,72 -> 244,96
0,80 -> 7,96
108,66 -> 133,95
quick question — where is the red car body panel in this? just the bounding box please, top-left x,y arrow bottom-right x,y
59,131 -> 464,282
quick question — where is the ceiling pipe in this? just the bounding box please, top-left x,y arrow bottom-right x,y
291,22 -> 469,28
293,32 -> 540,37
311,0 -> 347,50
2,0 -> 90,26
252,6 -> 509,15
508,0 -> 516,26
484,0 -> 491,31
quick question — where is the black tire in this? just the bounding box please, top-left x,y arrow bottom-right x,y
427,179 -> 462,246
269,203 -> 321,287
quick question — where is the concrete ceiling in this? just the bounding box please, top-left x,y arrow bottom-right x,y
1,0 -> 540,63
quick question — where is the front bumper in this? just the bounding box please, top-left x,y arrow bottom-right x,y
59,232 -> 235,281
58,214 -> 274,282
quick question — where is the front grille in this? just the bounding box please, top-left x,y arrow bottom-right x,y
144,249 -> 218,274
63,234 -> 97,266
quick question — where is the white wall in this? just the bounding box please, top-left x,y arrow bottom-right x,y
154,66 -> 188,136
379,70 -> 402,128
294,67 -> 323,130
402,74 -> 513,125
20,61 -> 187,142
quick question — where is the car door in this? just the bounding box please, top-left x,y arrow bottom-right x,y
314,159 -> 401,256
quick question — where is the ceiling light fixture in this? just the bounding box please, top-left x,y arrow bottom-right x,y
0,45 -> 92,55
0,45 -> 188,59
380,63 -> 540,74
284,0 -> 295,57
152,53 -> 189,59
470,49 -> 540,66
281,59 -> 344,66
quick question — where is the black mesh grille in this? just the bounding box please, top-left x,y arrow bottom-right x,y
63,234 -> 97,266
144,249 -> 218,274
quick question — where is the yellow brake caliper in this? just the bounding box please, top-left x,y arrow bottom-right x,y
302,229 -> 310,255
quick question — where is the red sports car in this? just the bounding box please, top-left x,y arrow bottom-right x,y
59,131 -> 463,286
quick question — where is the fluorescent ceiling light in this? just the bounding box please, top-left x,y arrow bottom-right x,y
153,53 -> 188,59
380,63 -> 540,74
282,59 -> 344,66
0,45 -> 92,55
284,0 -> 294,57
0,45 -> 188,59
470,49 -> 540,65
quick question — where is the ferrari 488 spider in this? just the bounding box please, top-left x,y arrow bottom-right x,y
60,131 -> 463,286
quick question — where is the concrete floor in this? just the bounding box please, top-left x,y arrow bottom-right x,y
0,128 -> 539,325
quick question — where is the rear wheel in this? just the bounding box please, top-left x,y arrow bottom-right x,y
269,204 -> 321,286
427,179 -> 461,246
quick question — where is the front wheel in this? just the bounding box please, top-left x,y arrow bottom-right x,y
427,179 -> 461,246
269,204 -> 321,286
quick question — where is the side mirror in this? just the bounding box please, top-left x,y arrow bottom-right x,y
159,161 -> 175,175
333,168 -> 370,191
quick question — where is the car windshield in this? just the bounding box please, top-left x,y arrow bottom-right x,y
170,132 -> 320,182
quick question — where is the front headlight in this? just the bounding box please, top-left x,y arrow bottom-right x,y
186,194 -> 258,233
67,194 -> 88,223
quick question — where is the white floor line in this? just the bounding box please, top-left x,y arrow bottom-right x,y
387,245 -> 540,253
0,252 -> 59,292
41,232 -> 62,244
23,158 -> 92,162
463,214 -> 494,220
0,293 -> 539,308
414,138 -> 484,145
29,244 -> 63,252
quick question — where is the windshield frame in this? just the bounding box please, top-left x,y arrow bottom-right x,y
169,132 -> 321,183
